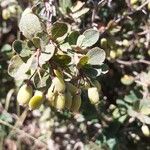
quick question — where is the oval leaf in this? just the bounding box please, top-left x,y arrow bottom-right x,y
81,29 -> 99,47
12,40 -> 33,57
86,47 -> 106,65
77,56 -> 89,69
8,55 -> 29,79
54,54 -> 71,66
68,31 -> 80,45
39,44 -> 55,66
51,22 -> 68,40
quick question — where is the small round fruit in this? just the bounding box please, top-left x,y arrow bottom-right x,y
122,39 -> 129,47
148,3 -> 150,10
100,38 -> 108,48
110,50 -> 116,59
121,75 -> 134,85
71,94 -> 81,112
130,0 -> 138,5
2,9 -> 11,20
17,84 -> 33,106
52,77 -> 66,93
47,84 -> 57,107
65,91 -> 72,110
8,5 -> 17,14
29,90 -> 44,110
47,83 -> 56,99
54,93 -> 66,110
66,82 -> 78,95
116,48 -> 123,57
141,125 -> 150,137
88,87 -> 99,105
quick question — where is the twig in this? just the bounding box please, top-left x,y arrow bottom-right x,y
29,69 -> 37,81
116,59 -> 150,66
0,119 -> 47,146
136,0 -> 150,11
98,0 -> 107,6
8,107 -> 29,138
100,0 -> 150,37
5,89 -> 15,111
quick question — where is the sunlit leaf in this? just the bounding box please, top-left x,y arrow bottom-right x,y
81,29 -> 99,47
71,8 -> 89,19
12,40 -> 33,57
86,47 -> 106,65
8,55 -> 29,80
39,43 -> 55,66
1,44 -> 11,52
59,0 -> 72,14
77,56 -> 89,69
76,35 -> 85,47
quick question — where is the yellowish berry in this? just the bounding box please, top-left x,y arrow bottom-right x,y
29,90 -> 44,110
88,87 -> 99,105
71,94 -> 81,112
17,84 -> 33,106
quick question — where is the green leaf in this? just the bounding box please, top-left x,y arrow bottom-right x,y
51,22 -> 68,40
0,111 -> 13,123
107,138 -> 117,150
81,29 -> 99,47
100,64 -> 109,74
33,71 -> 50,89
70,1 -> 85,13
54,54 -> 71,66
60,42 -> 72,52
12,40 -> 23,54
77,56 -> 89,69
36,32 -> 49,44
128,109 -> 150,124
71,8 -> 89,19
124,91 -> 138,104
12,40 -> 33,57
59,0 -> 72,14
8,55 -> 29,80
27,54 -> 38,71
27,40 -> 35,49
32,37 -> 41,48
1,44 -> 11,52
76,35 -> 85,47
116,99 -> 131,109
39,43 -> 55,66
86,47 -> 106,65
83,65 -> 102,78
68,31 -> 79,45
140,99 -> 150,115
19,9 -> 42,39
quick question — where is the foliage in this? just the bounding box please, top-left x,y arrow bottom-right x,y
0,0 -> 150,150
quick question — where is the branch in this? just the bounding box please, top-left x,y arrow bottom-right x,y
0,119 -> 47,146
116,59 -> 150,66
136,0 -> 150,11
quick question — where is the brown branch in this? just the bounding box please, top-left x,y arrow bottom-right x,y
116,59 -> 150,66
0,119 -> 47,146
136,0 -> 150,11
